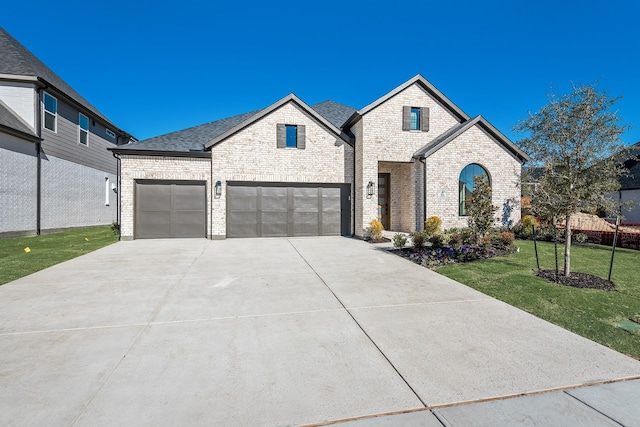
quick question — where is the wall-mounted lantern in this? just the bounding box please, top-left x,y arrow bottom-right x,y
214,181 -> 222,199
366,181 -> 375,198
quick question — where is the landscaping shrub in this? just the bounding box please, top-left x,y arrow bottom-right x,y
496,231 -> 515,247
110,221 -> 120,236
467,176 -> 498,240
392,233 -> 407,249
369,219 -> 384,241
424,216 -> 442,235
411,230 -> 428,250
574,232 -> 588,244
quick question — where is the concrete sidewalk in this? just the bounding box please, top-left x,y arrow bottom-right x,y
0,237 -> 638,426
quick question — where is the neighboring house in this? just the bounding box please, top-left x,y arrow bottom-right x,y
111,75 -> 528,240
617,142 -> 640,223
0,27 -> 134,237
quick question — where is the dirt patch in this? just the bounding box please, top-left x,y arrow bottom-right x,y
536,269 -> 617,291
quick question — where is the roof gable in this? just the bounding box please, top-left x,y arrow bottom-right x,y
413,115 -> 529,163
344,74 -> 470,129
204,94 -> 354,149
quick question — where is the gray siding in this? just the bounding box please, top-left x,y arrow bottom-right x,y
0,133 -> 37,234
40,155 -> 117,230
40,95 -> 118,174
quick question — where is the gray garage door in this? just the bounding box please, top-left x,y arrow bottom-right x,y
135,181 -> 206,238
227,183 -> 350,238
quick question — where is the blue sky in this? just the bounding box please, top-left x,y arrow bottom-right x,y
3,0 -> 639,145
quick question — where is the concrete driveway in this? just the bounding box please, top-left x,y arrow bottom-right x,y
1,237 -> 639,426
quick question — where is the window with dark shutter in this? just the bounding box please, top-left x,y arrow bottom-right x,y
297,125 -> 305,149
277,123 -> 286,148
420,107 -> 429,132
402,106 -> 411,131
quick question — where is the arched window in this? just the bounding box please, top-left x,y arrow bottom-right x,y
459,164 -> 490,216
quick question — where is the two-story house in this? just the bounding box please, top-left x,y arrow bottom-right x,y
110,75 -> 528,240
0,27 -> 134,237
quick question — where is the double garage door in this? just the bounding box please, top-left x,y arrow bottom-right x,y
227,183 -> 351,238
134,181 -> 350,239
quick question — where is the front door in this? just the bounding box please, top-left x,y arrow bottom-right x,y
378,173 -> 390,230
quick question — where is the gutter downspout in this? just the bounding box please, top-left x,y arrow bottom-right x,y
35,87 -> 44,235
112,152 -> 121,240
353,142 -> 356,237
419,157 -> 427,228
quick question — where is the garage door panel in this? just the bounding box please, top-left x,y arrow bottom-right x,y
137,185 -> 171,211
228,187 -> 258,211
135,181 -> 206,239
227,183 -> 349,238
261,211 -> 288,237
261,187 -> 288,211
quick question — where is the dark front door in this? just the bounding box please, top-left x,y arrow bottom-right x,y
378,173 -> 390,230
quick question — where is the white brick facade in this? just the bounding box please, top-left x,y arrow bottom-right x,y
117,76 -> 526,239
354,81 -> 522,236
118,102 -> 353,239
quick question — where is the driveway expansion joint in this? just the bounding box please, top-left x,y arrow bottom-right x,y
287,238 -> 428,408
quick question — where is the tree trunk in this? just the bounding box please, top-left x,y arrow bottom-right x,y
564,214 -> 571,276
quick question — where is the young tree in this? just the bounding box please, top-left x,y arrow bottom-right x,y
515,83 -> 630,276
467,175 -> 497,241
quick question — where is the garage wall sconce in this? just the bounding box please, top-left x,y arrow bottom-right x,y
214,181 -> 222,198
366,181 -> 375,198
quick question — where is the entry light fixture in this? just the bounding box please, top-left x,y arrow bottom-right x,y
214,181 -> 222,198
366,181 -> 375,198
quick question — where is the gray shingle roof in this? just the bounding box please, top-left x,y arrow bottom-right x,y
0,99 -> 38,140
0,26 -> 124,133
115,100 -> 356,153
310,100 -> 356,128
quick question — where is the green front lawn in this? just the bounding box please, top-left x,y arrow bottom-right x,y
436,240 -> 640,360
0,226 -> 118,286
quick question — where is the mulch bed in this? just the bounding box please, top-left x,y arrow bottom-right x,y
536,269 -> 617,291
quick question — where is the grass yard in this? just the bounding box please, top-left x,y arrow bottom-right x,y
0,226 -> 118,286
436,240 -> 640,359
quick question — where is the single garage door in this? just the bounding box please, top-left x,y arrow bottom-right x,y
227,183 -> 350,238
135,181 -> 206,238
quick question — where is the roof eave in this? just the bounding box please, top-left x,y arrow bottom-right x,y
108,147 -> 211,158
0,124 -> 41,142
359,74 -> 471,122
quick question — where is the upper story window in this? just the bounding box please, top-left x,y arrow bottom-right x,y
43,92 -> 57,132
286,125 -> 297,147
410,107 -> 420,130
78,113 -> 89,146
459,163 -> 490,216
402,106 -> 429,132
276,124 -> 306,149
106,128 -> 116,139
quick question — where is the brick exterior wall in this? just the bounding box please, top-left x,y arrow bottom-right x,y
354,83 -> 463,236
0,135 -> 37,234
119,102 -> 353,239
119,155 -> 211,239
40,155 -> 117,230
425,125 -> 522,229
353,82 -> 521,235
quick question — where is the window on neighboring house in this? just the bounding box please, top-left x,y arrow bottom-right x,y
79,113 -> 89,145
276,124 -> 306,149
106,128 -> 116,139
459,163 -> 490,216
105,177 -> 110,206
43,92 -> 57,132
403,106 -> 429,132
